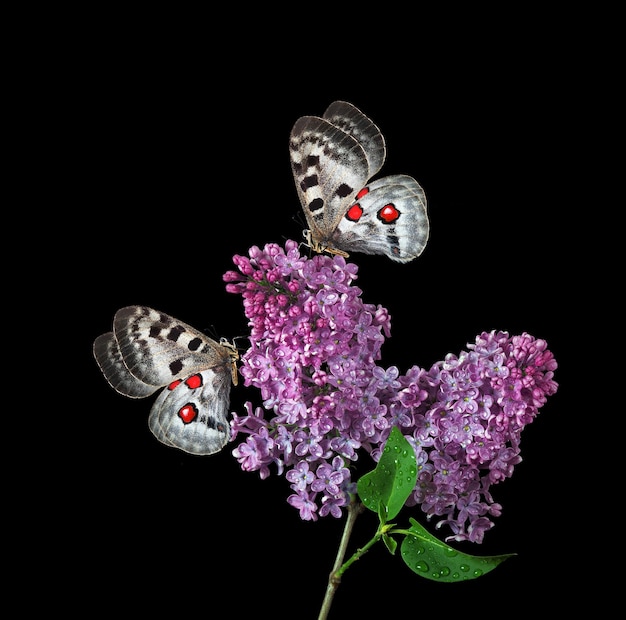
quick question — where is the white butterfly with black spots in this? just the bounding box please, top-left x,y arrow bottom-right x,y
93,305 -> 239,456
289,100 -> 429,263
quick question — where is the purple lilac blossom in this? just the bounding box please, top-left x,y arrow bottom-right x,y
224,240 -> 558,543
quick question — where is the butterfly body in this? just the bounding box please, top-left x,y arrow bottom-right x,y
93,305 -> 238,455
290,101 -> 429,263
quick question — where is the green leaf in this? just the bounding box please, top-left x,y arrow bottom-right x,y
357,426 -> 417,520
401,518 -> 516,582
383,533 -> 397,554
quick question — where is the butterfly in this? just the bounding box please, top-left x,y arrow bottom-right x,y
289,100 -> 429,263
93,305 -> 239,456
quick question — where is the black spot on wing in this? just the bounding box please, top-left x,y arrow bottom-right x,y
336,183 -> 354,198
308,197 -> 324,213
158,312 -> 171,324
387,234 -> 400,247
169,359 -> 184,376
149,326 -> 161,338
301,174 -> 319,190
167,325 -> 185,342
201,413 -> 226,433
188,337 -> 202,351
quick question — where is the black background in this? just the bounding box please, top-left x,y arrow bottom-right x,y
32,15 -> 603,618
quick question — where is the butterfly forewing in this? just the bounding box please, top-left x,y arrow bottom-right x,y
93,305 -> 238,455
322,101 -> 386,178
111,306 -> 232,388
290,115 -> 370,243
93,331 -> 159,398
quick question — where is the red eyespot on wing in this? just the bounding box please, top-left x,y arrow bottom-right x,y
346,204 -> 364,222
185,374 -> 203,389
378,204 -> 400,224
168,379 -> 183,391
355,187 -> 369,200
178,403 -> 199,424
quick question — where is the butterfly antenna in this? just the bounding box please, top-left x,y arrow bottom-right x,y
203,323 -> 220,340
232,334 -> 252,352
292,209 -> 311,235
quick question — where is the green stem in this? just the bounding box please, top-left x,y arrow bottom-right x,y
318,501 -> 380,620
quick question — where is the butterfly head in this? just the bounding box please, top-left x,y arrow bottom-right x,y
219,337 -> 240,386
302,229 -> 350,259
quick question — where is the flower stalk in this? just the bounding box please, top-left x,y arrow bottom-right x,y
318,500 -> 365,620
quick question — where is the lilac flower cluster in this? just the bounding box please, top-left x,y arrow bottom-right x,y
224,240 -> 558,543
398,330 -> 558,542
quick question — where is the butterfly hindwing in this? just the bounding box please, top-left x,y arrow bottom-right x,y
334,175 -> 429,263
148,368 -> 232,456
93,305 -> 238,455
289,101 -> 429,262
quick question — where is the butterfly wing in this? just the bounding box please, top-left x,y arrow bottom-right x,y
113,305 -> 233,386
148,368 -> 232,455
333,174 -> 429,263
93,305 -> 234,396
289,101 -> 385,253
93,305 -> 238,454
322,101 -> 386,178
290,101 -> 428,262
93,331 -> 159,398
